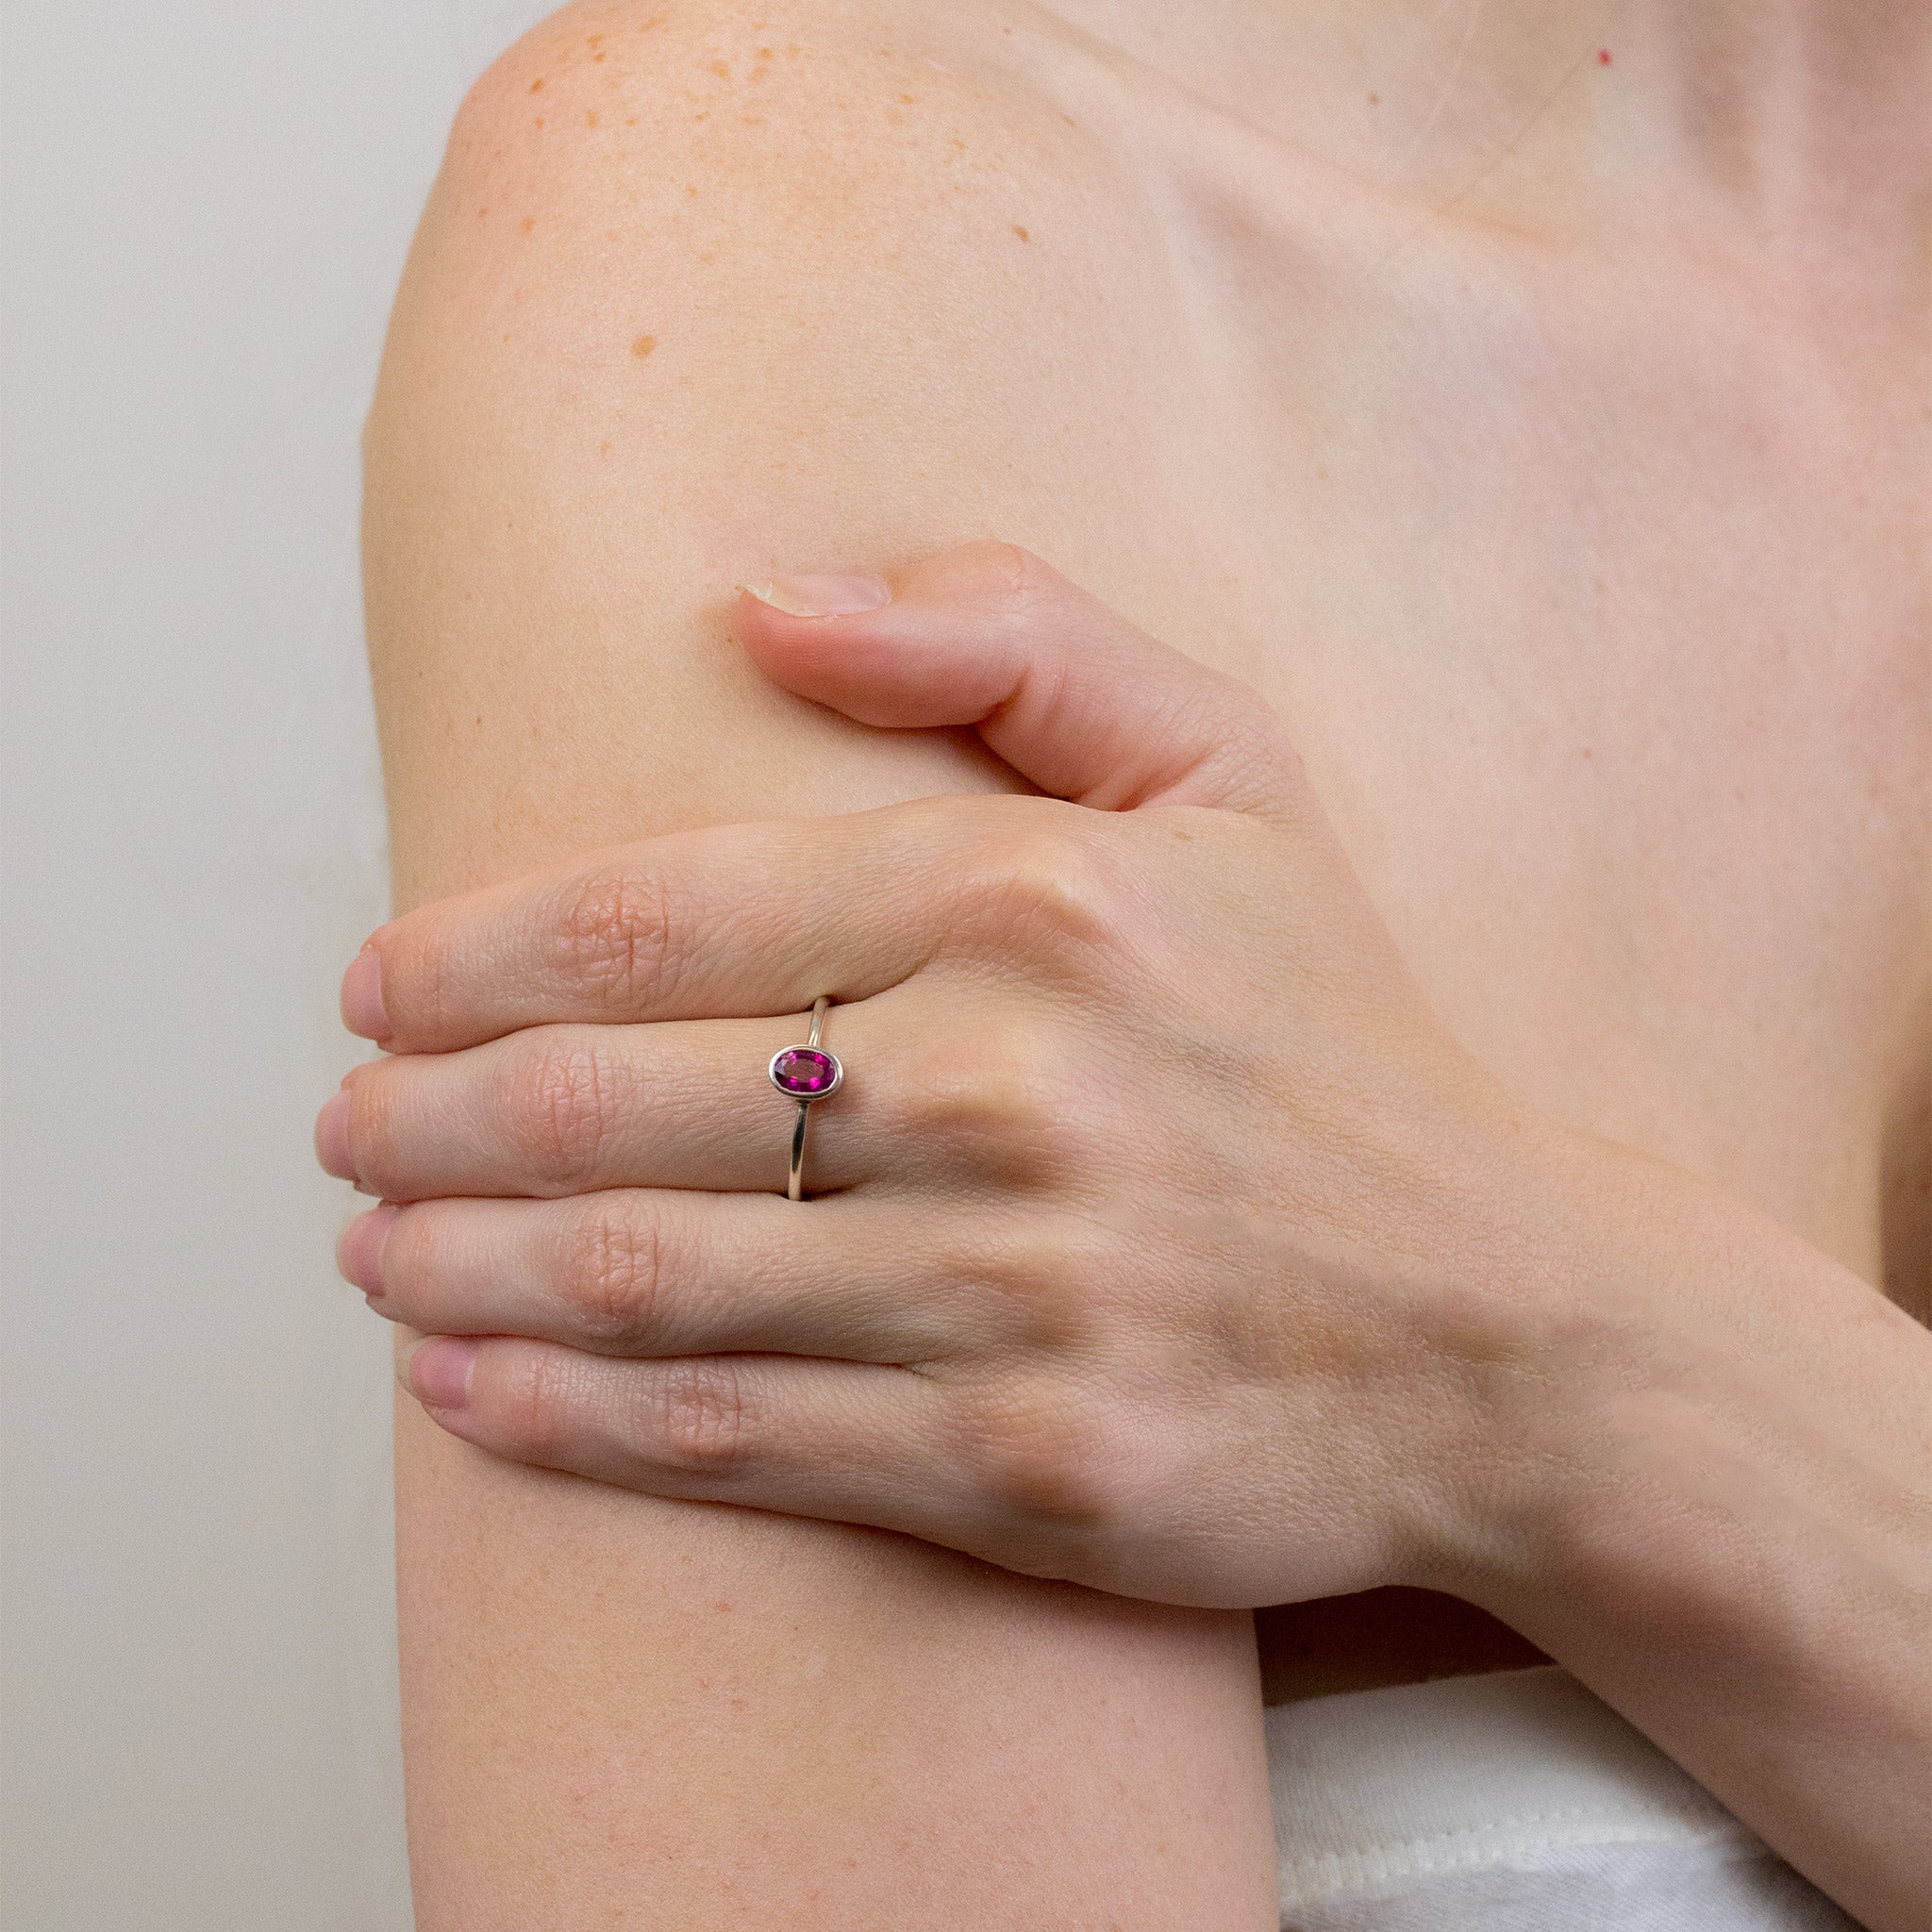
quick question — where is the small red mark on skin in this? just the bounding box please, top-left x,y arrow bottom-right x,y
632,335 -> 658,358
1012,224 -> 1029,241
1598,47 -> 1612,64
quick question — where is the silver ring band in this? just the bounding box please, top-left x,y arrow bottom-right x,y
768,995 -> 842,1201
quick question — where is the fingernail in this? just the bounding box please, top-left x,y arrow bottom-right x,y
338,1203 -> 398,1295
341,948 -> 391,1041
402,1336 -> 475,1410
738,575 -> 890,618
314,1091 -> 355,1181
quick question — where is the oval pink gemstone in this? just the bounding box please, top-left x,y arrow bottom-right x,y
771,1046 -> 841,1097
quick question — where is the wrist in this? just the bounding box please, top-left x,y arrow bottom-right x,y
1414,1117 -> 1929,1636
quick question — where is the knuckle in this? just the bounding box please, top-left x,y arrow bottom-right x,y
955,539 -> 1058,614
966,1217 -> 1113,1348
558,1203 -> 668,1349
973,820 -> 1132,961
500,1033 -> 625,1192
636,1357 -> 758,1476
554,865 -> 680,1014
894,1015 -> 1083,1177
342,1061 -> 400,1190
957,1377 -> 1124,1529
495,1346 -> 578,1466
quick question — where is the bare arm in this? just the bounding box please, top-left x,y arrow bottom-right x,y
363,5 -> 1274,1924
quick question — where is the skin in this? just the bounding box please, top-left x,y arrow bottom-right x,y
352,0 -> 1929,1924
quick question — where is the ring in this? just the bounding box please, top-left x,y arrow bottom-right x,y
768,995 -> 842,1201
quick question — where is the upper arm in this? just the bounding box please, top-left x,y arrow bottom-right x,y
364,6 -> 1273,1923
365,0 -> 1182,895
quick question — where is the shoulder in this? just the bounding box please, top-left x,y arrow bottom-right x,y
417,0 -> 1132,323
368,0 -> 1186,608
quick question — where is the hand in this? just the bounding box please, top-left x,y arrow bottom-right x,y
319,541 -> 1606,1609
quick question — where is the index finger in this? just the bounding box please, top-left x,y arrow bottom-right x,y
342,794 -> 1028,1055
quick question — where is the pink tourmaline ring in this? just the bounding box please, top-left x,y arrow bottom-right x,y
768,995 -> 842,1201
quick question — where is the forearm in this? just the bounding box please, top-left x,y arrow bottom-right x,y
1450,1129 -> 1932,1932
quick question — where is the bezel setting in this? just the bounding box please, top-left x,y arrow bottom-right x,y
769,1044 -> 843,1101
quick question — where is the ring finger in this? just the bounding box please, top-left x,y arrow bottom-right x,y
321,1008 -> 891,1202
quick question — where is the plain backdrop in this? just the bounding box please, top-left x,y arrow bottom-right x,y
2,5 -> 560,1924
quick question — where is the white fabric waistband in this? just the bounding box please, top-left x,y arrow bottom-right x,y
1265,1665 -> 1753,1907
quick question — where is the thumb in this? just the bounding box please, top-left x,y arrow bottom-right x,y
735,541 -> 1307,820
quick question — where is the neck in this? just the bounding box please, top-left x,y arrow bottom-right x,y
1043,0 -> 1931,259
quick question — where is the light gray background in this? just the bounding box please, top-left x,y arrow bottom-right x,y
3,6 -> 558,1924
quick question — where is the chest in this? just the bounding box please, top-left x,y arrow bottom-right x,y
1075,220 -> 1928,1274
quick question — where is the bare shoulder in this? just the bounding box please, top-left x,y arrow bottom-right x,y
383,0 -> 1145,455
364,0 -> 1202,901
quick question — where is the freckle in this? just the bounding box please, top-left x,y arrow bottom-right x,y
534,116 -> 544,127
520,215 -> 535,234
587,33 -> 602,45
900,91 -> 916,103
626,115 -> 638,125
593,50 -> 606,60
632,334 -> 657,358
501,331 -> 509,341
713,1599 -> 733,1612
477,205 -> 489,218
729,1696 -> 748,1711
1368,91 -> 1380,105
709,58 -> 730,77
685,181 -> 698,195
1597,47 -> 1612,64
757,45 -> 773,58
1581,746 -> 1594,758
599,440 -> 610,454
1011,224 -> 1028,241
586,108 -> 598,125
529,75 -> 544,92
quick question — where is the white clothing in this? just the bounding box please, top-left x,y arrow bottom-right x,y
1266,1666 -> 1860,1930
